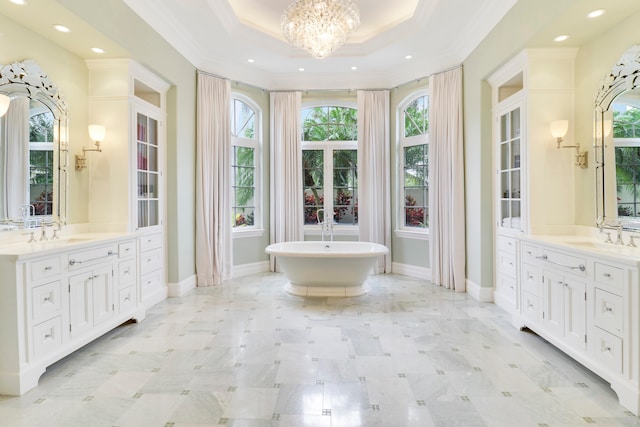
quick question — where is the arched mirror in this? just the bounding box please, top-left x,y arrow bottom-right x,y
594,45 -> 640,230
0,60 -> 69,230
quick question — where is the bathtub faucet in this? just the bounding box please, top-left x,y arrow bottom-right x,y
316,208 -> 334,241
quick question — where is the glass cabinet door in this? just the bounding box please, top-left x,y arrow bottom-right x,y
498,106 -> 521,230
136,112 -> 160,229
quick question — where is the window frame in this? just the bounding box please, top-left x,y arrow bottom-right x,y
301,101 -> 358,237
231,94 -> 263,238
396,90 -> 430,240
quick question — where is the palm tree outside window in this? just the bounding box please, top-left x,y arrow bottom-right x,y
29,107 -> 54,216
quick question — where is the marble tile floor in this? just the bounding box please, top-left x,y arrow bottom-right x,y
1,272 -> 639,427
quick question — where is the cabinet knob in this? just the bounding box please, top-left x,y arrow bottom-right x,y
603,273 -> 611,278
44,266 -> 53,271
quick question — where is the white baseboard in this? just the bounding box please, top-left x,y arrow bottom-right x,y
466,278 -> 494,302
391,262 -> 431,280
167,275 -> 197,297
233,261 -> 270,278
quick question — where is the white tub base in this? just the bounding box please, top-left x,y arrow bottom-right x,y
285,282 -> 368,297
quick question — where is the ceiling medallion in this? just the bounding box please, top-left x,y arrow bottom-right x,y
281,0 -> 360,59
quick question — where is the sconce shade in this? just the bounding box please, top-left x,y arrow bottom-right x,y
88,124 -> 106,142
550,120 -> 569,139
0,94 -> 10,117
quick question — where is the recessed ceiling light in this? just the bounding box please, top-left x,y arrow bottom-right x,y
53,24 -> 70,33
587,9 -> 606,18
9,0 -> 26,5
554,34 -> 569,42
247,58 -> 255,63
351,66 -> 357,70
91,47 -> 104,54
298,67 -> 304,72
405,55 -> 413,60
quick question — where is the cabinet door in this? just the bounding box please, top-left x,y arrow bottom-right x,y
497,104 -> 522,231
564,277 -> 586,350
542,271 -> 564,338
136,111 -> 161,229
92,266 -> 114,327
69,272 -> 93,339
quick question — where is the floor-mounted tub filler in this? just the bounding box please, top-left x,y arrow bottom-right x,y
265,241 -> 389,297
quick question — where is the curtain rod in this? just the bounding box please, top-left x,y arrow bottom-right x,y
197,64 -> 462,94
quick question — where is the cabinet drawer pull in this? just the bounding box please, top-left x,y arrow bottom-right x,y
43,296 -> 51,302
605,306 -> 613,312
603,273 -> 612,278
43,333 -> 52,340
44,266 -> 53,271
69,251 -> 116,266
603,346 -> 612,352
536,254 -> 585,272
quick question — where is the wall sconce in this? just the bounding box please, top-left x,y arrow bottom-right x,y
0,94 -> 10,117
76,124 -> 106,170
550,120 -> 588,168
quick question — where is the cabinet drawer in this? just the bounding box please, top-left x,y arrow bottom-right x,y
140,233 -> 162,252
521,243 -> 538,262
496,275 -> 517,302
498,251 -> 517,278
118,259 -> 136,288
521,262 -> 539,295
140,248 -> 162,275
594,262 -> 624,290
592,326 -> 623,374
31,256 -> 62,282
32,281 -> 62,323
68,245 -> 117,269
141,269 -> 164,295
118,285 -> 136,313
497,235 -> 517,253
537,249 -> 587,277
118,240 -> 136,259
594,287 -> 624,337
32,316 -> 63,359
522,291 -> 538,323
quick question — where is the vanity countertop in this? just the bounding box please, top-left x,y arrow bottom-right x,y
0,232 -> 135,259
521,234 -> 640,266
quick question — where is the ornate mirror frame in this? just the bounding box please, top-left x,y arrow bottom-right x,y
0,60 -> 69,227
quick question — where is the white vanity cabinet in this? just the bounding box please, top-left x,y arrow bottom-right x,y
0,235 -> 144,396
86,59 -> 169,309
515,237 -> 640,414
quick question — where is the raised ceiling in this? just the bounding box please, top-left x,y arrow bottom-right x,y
122,0 -> 519,90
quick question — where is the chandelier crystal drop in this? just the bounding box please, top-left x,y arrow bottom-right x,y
281,0 -> 360,59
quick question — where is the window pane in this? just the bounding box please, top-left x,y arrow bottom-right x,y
302,106 -> 357,141
403,143 -> 428,228
232,99 -> 255,138
404,95 -> 429,137
303,149 -> 324,224
333,149 -> 357,225
232,145 -> 256,228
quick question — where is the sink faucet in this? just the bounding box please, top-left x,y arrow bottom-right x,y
598,219 -> 624,245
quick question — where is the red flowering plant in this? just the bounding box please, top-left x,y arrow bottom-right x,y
405,194 -> 427,227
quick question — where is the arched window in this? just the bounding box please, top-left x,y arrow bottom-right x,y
231,96 -> 261,232
302,105 -> 358,228
398,92 -> 429,233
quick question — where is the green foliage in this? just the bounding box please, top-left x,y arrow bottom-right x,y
404,95 -> 429,137
613,108 -> 640,138
302,106 -> 357,141
29,112 -> 54,142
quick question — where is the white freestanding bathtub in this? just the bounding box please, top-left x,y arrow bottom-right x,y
265,241 -> 389,297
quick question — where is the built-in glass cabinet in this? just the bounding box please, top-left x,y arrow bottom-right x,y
498,105 -> 522,230
136,112 -> 160,228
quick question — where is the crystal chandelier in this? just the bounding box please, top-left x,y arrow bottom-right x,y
281,0 -> 360,59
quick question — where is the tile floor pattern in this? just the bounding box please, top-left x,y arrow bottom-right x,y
1,273 -> 639,426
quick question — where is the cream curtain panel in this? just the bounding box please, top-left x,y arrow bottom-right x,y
195,72 -> 232,286
357,90 -> 391,273
1,97 -> 29,220
428,67 -> 466,291
269,91 -> 303,271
